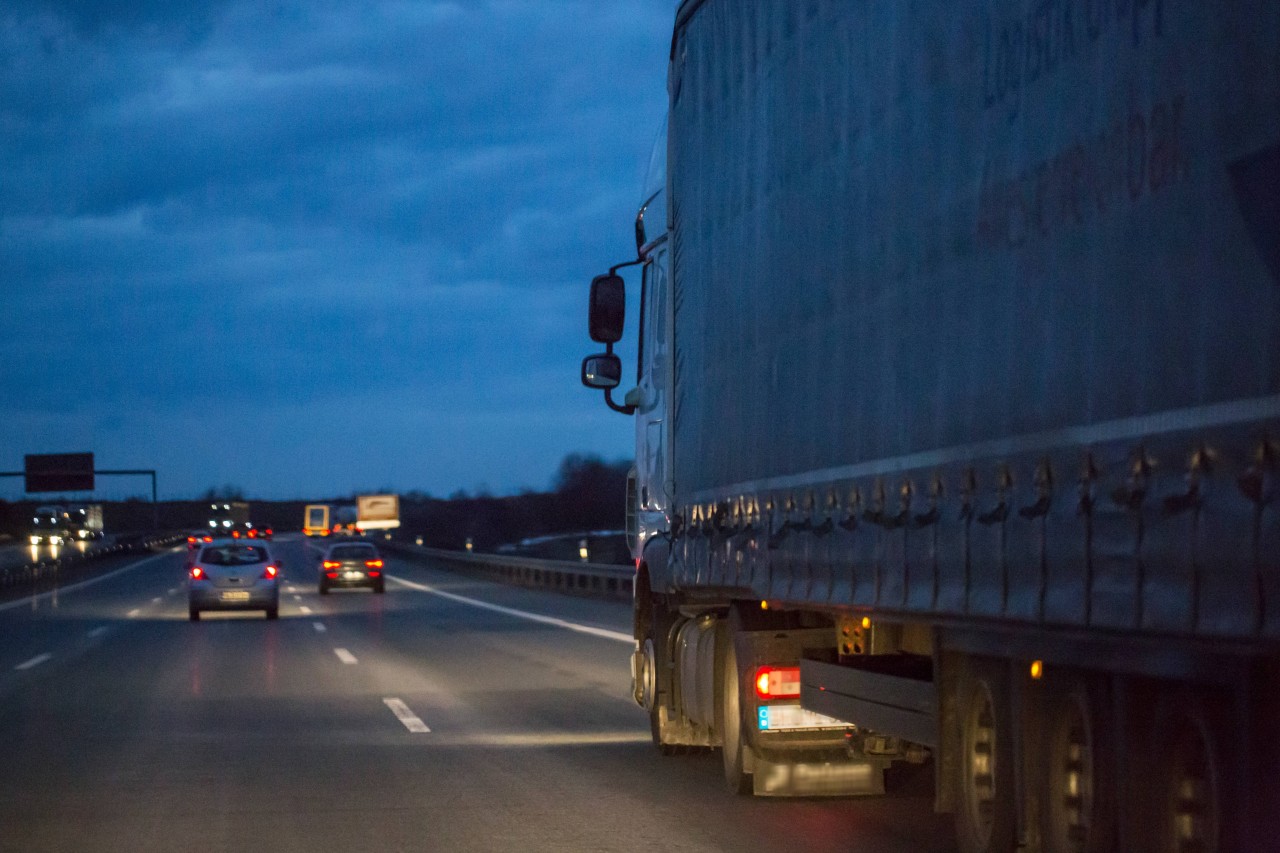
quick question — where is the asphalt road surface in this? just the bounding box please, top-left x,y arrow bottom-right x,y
0,535 -> 956,852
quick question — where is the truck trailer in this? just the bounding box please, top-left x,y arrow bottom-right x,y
580,2 -> 1280,851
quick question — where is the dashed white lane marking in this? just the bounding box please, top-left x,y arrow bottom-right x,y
383,698 -> 430,733
334,648 -> 358,665
15,653 -> 52,671
167,588 -> 177,595
87,626 -> 109,639
313,622 -> 327,633
299,605 -> 312,615
151,597 -> 162,604
127,608 -> 141,617
292,595 -> 302,601
387,575 -> 632,645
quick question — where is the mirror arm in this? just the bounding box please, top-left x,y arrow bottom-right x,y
600,342 -> 635,414
609,257 -> 644,276
604,387 -> 636,415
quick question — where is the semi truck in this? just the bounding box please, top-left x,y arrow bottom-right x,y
580,2 -> 1280,852
28,505 -> 71,545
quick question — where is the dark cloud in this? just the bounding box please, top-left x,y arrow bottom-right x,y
0,0 -> 670,499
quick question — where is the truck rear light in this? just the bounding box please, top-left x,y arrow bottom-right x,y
190,566 -> 207,580
263,564 -> 278,579
754,666 -> 801,700
365,559 -> 383,569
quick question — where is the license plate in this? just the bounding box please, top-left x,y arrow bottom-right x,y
344,571 -> 363,579
758,704 -> 849,731
220,590 -> 251,602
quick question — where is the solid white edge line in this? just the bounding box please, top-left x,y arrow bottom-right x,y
87,626 -> 110,639
383,697 -> 430,733
151,597 -> 161,604
0,548 -> 181,614
386,575 -> 633,645
14,652 -> 52,671
127,608 -> 141,617
312,622 -> 326,632
334,647 -> 357,664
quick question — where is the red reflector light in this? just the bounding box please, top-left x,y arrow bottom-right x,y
365,559 -> 383,568
754,666 -> 801,700
263,564 -> 278,579
190,566 -> 207,580
322,560 -> 340,569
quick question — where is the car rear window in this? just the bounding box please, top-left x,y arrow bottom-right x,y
200,545 -> 269,565
331,545 -> 377,559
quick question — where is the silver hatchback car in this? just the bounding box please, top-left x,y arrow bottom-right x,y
188,540 -> 281,620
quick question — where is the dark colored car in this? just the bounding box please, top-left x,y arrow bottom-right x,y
318,541 -> 385,594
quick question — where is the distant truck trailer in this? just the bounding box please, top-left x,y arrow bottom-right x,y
356,494 -> 400,531
67,504 -> 103,541
303,504 -> 331,537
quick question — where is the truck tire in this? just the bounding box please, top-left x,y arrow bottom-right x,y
954,662 -> 1016,853
717,613 -> 753,795
642,597 -> 684,755
1040,678 -> 1114,853
1154,698 -> 1222,853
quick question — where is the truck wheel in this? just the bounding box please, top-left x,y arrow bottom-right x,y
639,596 -> 692,755
1155,701 -> 1221,853
1041,680 -> 1114,853
717,616 -> 753,795
188,607 -> 200,621
955,663 -> 1016,853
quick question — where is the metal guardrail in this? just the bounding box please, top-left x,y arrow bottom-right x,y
383,540 -> 635,601
0,532 -> 185,594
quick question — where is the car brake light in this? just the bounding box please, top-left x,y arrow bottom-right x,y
231,530 -> 240,538
326,572 -> 338,579
365,559 -> 383,568
322,560 -> 340,569
263,564 -> 278,579
190,566 -> 207,580
202,535 -> 212,542
248,529 -> 257,538
754,666 -> 801,700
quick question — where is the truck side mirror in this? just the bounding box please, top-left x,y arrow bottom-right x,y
581,353 -> 622,389
588,274 -> 625,343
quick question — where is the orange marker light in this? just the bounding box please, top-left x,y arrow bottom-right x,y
1030,660 -> 1044,680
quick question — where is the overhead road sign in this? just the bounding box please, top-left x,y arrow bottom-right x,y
25,453 -> 94,493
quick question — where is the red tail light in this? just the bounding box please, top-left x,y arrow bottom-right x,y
231,530 -> 240,538
202,535 -> 212,543
190,566 -> 207,580
322,560 -> 340,569
326,571 -> 338,579
263,564 -> 278,579
754,666 -> 801,700
247,529 -> 258,538
365,559 -> 383,569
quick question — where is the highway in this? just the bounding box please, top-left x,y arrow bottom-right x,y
0,535 -> 956,852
